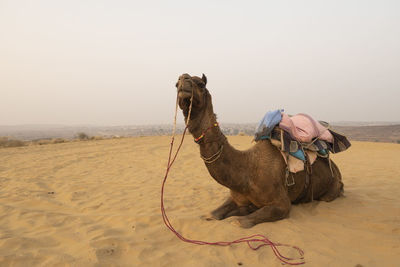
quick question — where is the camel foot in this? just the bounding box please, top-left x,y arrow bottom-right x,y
230,218 -> 255,229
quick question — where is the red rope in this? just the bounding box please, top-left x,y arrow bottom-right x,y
161,126 -> 305,265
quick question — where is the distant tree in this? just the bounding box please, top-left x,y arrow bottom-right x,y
76,132 -> 89,140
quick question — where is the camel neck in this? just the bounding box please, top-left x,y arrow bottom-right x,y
186,96 -> 218,140
199,128 -> 249,193
187,101 -> 249,193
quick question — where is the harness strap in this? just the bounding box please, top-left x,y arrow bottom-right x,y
292,147 -> 313,204
200,134 -> 226,145
328,154 -> 334,178
292,169 -> 311,204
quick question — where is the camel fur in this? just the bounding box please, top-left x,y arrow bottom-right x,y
176,73 -> 344,228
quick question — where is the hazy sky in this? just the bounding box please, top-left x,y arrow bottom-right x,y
1,0 -> 399,125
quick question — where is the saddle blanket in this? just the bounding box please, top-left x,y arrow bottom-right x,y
279,113 -> 333,143
254,109 -> 283,141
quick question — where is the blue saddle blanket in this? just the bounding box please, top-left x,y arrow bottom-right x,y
254,109 -> 283,141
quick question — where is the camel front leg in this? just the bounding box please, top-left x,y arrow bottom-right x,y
232,201 -> 291,228
225,204 -> 258,218
202,196 -> 239,220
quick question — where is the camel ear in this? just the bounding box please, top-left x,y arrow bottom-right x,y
201,74 -> 207,85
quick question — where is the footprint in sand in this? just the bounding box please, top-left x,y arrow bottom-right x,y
91,238 -> 128,261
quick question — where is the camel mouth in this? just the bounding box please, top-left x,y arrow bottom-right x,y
176,75 -> 199,113
177,88 -> 196,114
178,91 -> 193,110
178,89 -> 193,100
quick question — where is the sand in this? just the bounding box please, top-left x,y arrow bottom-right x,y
0,136 -> 399,266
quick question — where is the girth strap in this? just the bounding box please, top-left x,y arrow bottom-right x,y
292,149 -> 313,204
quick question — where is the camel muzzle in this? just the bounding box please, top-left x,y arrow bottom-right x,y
177,80 -> 193,100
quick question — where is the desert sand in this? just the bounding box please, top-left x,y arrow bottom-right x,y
0,136 -> 399,266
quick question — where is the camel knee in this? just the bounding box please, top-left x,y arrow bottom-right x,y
248,202 -> 290,224
319,177 -> 344,202
271,205 -> 290,220
234,203 -> 290,228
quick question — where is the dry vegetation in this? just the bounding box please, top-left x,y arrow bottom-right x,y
0,133 -> 109,149
1,124 -> 399,149
0,137 -> 26,148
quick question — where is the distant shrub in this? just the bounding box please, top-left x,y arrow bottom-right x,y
36,139 -> 51,145
0,137 -> 26,148
238,131 -> 246,136
76,132 -> 90,140
397,140 -> 400,144
51,138 -> 67,144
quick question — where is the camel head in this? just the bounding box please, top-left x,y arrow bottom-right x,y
175,73 -> 209,119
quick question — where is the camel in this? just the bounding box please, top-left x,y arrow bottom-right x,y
175,73 -> 344,228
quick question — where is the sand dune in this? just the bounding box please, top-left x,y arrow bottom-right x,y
0,136 -> 399,266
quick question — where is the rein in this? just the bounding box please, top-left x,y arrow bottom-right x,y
161,86 -> 305,265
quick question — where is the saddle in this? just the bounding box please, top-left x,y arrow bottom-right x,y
255,110 -> 350,157
254,109 -> 351,202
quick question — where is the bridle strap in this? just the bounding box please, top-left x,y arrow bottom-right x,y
194,122 -> 219,144
200,134 -> 227,145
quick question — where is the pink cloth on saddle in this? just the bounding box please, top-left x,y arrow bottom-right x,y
279,113 -> 333,143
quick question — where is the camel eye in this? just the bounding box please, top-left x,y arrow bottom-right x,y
194,80 -> 205,88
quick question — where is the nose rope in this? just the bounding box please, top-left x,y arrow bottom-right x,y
186,86 -> 194,126
161,85 -> 305,265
